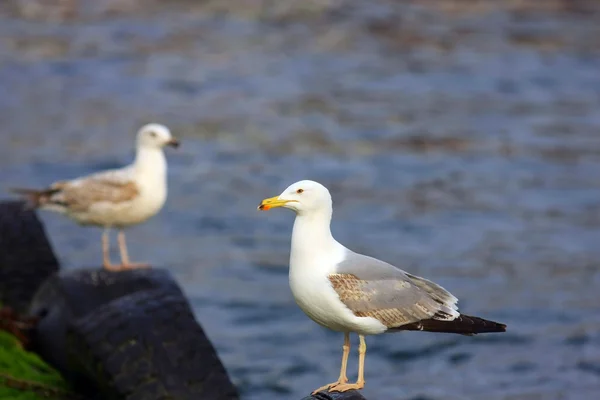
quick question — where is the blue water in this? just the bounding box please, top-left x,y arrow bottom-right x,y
1,2 -> 600,399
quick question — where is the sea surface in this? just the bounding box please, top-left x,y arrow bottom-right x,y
1,1 -> 599,399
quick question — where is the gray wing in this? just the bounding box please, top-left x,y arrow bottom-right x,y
330,250 -> 459,328
47,168 -> 139,212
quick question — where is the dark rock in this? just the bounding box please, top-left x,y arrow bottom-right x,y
29,268 -> 238,400
69,287 -> 239,400
29,268 -> 183,373
0,200 -> 59,312
302,390 -> 368,400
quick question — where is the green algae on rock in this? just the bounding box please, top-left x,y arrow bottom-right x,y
0,330 -> 79,400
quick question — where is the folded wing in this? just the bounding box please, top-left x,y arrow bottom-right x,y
12,169 -> 139,213
331,251 -> 459,325
331,251 -> 505,334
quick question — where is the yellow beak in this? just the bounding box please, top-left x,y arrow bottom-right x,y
258,196 -> 294,211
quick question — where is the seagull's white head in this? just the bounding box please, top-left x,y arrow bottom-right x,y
137,124 -> 179,149
258,180 -> 332,215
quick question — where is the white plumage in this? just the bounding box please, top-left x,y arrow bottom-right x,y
259,180 -> 506,394
13,123 -> 179,270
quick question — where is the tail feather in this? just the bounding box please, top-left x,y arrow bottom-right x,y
397,314 -> 506,335
9,187 -> 59,208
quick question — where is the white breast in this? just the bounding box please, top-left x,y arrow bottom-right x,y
112,148 -> 168,227
289,245 -> 387,336
118,179 -> 166,226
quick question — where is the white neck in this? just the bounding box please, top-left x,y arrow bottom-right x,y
133,146 -> 167,181
290,208 -> 338,262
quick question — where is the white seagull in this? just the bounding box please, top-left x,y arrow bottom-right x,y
258,180 -> 506,394
12,124 -> 179,271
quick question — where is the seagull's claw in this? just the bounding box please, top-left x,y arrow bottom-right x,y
328,381 -> 365,393
118,262 -> 151,270
312,377 -> 349,395
103,262 -> 150,271
103,262 -> 123,271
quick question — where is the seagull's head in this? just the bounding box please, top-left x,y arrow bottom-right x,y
137,124 -> 180,149
258,180 -> 332,215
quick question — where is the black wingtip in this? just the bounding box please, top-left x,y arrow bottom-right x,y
9,187 -> 60,209
399,314 -> 507,335
9,188 -> 41,208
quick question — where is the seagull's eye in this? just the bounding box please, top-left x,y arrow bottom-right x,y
296,189 -> 304,194
150,132 -> 157,138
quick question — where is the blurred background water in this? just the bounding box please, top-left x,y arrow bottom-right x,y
1,1 -> 600,399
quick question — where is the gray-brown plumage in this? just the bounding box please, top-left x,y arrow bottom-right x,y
12,179 -> 139,213
329,270 -> 505,335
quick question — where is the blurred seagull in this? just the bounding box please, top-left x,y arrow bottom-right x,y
12,123 -> 179,271
259,180 -> 506,393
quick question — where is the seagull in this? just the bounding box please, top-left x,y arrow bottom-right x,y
258,180 -> 506,394
12,124 -> 179,271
